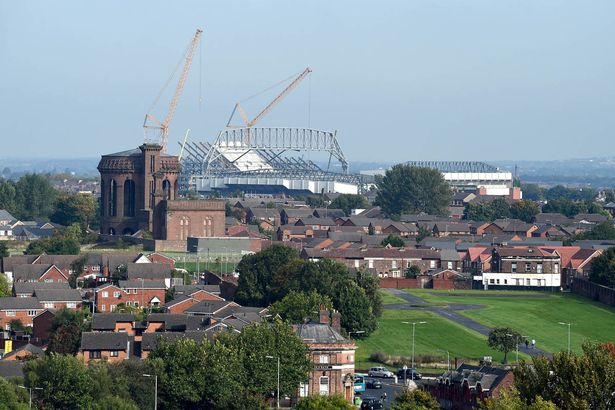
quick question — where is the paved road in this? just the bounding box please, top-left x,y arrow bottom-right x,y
358,376 -> 413,409
384,288 -> 550,358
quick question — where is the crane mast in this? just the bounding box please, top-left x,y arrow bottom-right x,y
144,28 -> 203,153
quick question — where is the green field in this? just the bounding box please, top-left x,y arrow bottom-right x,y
404,289 -> 615,354
355,309 -> 522,370
379,290 -> 407,305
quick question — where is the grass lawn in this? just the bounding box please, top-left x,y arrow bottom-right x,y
379,290 -> 407,305
355,309 -> 524,371
404,289 -> 615,354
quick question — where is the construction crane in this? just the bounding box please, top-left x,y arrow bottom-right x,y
226,67 -> 312,129
143,28 -> 203,153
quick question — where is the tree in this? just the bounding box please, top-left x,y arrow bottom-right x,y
580,222 -> 615,241
375,164 -> 452,217
14,173 -> 57,220
510,200 -> 540,223
69,255 -> 88,288
0,274 -> 11,297
416,226 -> 432,242
521,184 -> 545,201
269,290 -> 333,323
0,179 -> 17,214
381,234 -> 405,247
0,242 -> 9,258
0,378 -> 28,410
488,327 -> 521,364
589,246 -> 615,287
8,319 -> 27,333
24,353 -> 94,410
329,194 -> 368,216
25,229 -> 81,256
235,245 -> 300,306
482,388 -> 556,410
405,265 -> 421,279
46,308 -> 88,355
51,193 -> 96,229
541,198 -> 587,217
389,388 -> 440,410
514,342 -> 615,410
293,395 -> 355,410
463,198 -> 511,221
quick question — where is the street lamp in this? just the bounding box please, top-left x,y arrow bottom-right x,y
266,355 -> 280,409
437,349 -> 450,372
506,333 -> 527,364
18,386 -> 42,410
143,374 -> 158,410
402,321 -> 427,381
558,322 -> 572,354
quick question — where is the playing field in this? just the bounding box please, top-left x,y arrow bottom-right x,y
404,289 -> 615,354
355,309 -> 518,370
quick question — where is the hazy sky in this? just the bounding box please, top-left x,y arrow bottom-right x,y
1,1 -> 614,162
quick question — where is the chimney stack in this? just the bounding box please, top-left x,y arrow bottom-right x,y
319,304 -> 330,325
331,310 -> 341,333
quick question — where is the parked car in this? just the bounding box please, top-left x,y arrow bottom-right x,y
396,367 -> 422,380
366,379 -> 382,389
368,366 -> 394,378
360,397 -> 384,410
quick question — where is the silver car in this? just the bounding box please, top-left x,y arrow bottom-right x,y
368,366 -> 394,378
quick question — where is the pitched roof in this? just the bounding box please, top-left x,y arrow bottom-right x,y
33,288 -> 82,302
119,280 -> 167,289
92,313 -> 136,330
183,300 -> 237,316
495,247 -> 557,258
0,361 -> 24,379
13,281 -> 70,295
0,297 -> 43,310
534,213 -> 570,225
80,332 -> 129,350
0,209 -> 17,223
125,263 -> 171,280
173,284 -> 221,296
2,343 -> 45,359
294,323 -> 348,344
13,264 -> 56,281
146,313 -> 208,331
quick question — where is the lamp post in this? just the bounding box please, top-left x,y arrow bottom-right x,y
506,333 -> 526,364
437,349 -> 450,372
402,321 -> 427,381
142,374 -> 158,410
18,386 -> 42,410
266,355 -> 280,409
558,322 -> 572,354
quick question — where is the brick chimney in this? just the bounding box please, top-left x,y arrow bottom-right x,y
319,304 -> 330,325
331,310 -> 341,333
102,264 -> 110,278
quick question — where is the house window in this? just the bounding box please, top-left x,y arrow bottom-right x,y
496,279 -> 500,284
430,260 -> 436,269
101,304 -> 106,312
447,261 -> 453,269
113,291 -> 120,298
299,382 -> 309,398
90,351 -> 101,359
110,351 -> 119,357
554,263 -> 559,274
504,279 -> 508,285
319,355 -> 329,364
537,263 -> 543,274
526,278 -> 531,286
511,263 -> 517,273
368,260 -> 374,269
44,303 -> 54,309
391,260 -> 397,269
67,302 -> 76,309
28,310 -> 37,316
110,305 -> 116,312
102,291 -> 108,298
489,279 -> 495,284
354,260 -> 359,268
44,279 -> 53,283
319,376 -> 329,396
6,310 -> 15,317
525,263 -> 531,272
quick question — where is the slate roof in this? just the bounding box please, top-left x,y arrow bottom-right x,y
146,313 -> 208,331
119,280 -> 166,289
573,213 -> 608,223
173,284 -> 221,296
92,313 -> 136,330
81,332 -> 129,350
0,209 -> 17,223
2,343 -> 45,359
312,208 -> 346,219
34,288 -> 82,302
495,247 -> 557,258
0,297 -> 43,310
2,255 -> 38,272
125,263 -> 171,280
13,264 -> 55,281
13,281 -> 70,295
0,361 -> 24,379
294,323 -> 348,343
184,300 -> 237,316
534,213 -> 570,225
12,226 -> 56,240
440,364 -> 511,392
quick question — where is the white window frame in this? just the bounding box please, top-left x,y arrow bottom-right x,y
102,291 -> 108,298
6,310 -> 16,317
113,291 -> 121,298
319,355 -> 329,364
319,376 -> 329,396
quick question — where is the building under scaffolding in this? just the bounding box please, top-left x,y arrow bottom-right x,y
180,126 -> 361,195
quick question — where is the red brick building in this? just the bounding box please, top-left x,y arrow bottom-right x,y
0,297 -> 44,330
94,281 -> 165,312
98,143 -> 225,239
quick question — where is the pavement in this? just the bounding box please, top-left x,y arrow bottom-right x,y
384,288 -> 550,358
357,376 -> 415,409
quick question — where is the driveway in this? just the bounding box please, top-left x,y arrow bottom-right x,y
384,288 -> 549,358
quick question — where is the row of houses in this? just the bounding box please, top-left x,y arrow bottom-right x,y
0,210 -> 63,241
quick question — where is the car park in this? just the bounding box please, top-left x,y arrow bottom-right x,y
368,366 -> 394,378
366,378 -> 382,389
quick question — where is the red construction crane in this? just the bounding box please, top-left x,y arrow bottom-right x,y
143,28 -> 203,153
